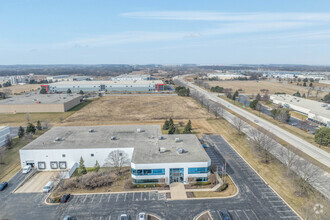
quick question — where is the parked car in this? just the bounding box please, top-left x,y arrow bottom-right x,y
43,181 -> 54,193
60,194 -> 71,203
119,214 -> 128,220
138,212 -> 146,220
219,210 -> 232,220
22,165 -> 32,174
0,182 -> 8,191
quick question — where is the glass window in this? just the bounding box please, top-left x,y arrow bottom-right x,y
134,179 -> 159,184
196,177 -> 208,182
188,167 -> 209,174
131,168 -> 165,176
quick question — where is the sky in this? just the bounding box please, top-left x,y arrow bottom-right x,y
0,0 -> 330,65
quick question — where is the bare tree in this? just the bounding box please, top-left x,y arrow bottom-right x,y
232,117 -> 247,135
104,150 -> 130,175
248,128 -> 276,163
295,161 -> 323,196
42,119 -> 50,129
25,113 -> 31,123
276,109 -> 289,123
0,149 -> 6,164
5,135 -> 12,149
280,148 -> 298,176
3,88 -> 12,97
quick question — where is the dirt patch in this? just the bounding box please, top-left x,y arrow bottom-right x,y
207,80 -> 328,98
62,96 -> 212,125
0,84 -> 40,95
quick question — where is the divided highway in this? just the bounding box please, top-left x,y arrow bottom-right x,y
176,75 -> 330,169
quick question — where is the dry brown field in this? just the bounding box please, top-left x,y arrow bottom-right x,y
62,95 -> 212,126
0,84 -> 40,95
207,80 -> 328,97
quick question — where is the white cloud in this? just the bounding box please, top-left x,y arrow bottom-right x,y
121,11 -> 330,22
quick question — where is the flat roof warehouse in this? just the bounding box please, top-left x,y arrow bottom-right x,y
21,125 -> 210,164
0,93 -> 81,105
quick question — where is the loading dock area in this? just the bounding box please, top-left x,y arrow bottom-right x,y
15,171 -> 58,193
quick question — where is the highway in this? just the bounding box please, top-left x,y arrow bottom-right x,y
176,75 -> 330,169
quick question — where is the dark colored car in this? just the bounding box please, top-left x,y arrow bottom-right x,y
0,182 -> 8,191
60,194 -> 71,203
219,210 -> 232,220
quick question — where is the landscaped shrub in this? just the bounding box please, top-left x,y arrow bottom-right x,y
216,183 -> 228,192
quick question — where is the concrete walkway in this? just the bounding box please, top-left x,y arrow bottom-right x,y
169,182 -> 187,200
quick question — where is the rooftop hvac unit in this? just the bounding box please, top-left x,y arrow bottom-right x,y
159,147 -> 166,153
158,136 -> 163,140
137,128 -> 142,133
175,138 -> 180,142
177,148 -> 184,154
110,136 -> 116,140
88,129 -> 94,133
55,137 -> 62,141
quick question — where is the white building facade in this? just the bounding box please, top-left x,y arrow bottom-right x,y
19,125 -> 211,185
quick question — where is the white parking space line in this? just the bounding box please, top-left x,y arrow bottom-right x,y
83,195 -> 88,203
108,194 -> 111,202
243,210 -> 250,220
141,192 -> 142,200
273,205 -> 287,208
132,192 -> 135,201
149,191 -> 150,200
116,193 -> 119,202
91,194 -> 95,203
280,216 -> 299,219
99,194 -> 103,203
124,193 -> 127,201
74,195 -> 80,204
108,216 -> 111,220
233,210 -> 240,219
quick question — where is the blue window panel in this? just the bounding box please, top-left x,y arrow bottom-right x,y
188,167 -> 209,174
132,168 -> 165,176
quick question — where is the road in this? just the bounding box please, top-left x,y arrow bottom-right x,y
0,134 -> 301,220
176,75 -> 330,169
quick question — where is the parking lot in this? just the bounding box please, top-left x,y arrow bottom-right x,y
15,171 -> 58,193
65,191 -> 166,206
203,135 -> 300,220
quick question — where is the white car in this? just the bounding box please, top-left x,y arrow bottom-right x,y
119,214 -> 128,220
139,212 -> 146,220
22,165 -> 32,174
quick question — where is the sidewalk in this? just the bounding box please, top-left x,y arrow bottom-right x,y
169,183 -> 187,200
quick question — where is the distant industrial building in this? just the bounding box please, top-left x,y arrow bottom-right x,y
0,126 -> 10,147
206,73 -> 249,80
111,74 -> 151,81
19,125 -> 211,184
44,80 -> 165,93
270,94 -> 330,127
0,94 -> 82,113
46,75 -> 92,82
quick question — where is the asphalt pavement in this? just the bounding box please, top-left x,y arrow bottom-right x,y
0,134 -> 301,220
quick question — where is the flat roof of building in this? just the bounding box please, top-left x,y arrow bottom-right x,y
270,94 -> 330,120
49,80 -> 164,86
0,93 -> 82,105
21,125 -> 210,164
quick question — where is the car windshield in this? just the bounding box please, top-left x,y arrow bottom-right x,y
44,186 -> 50,189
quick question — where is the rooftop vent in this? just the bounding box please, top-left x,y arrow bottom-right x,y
158,136 -> 163,140
159,147 -> 166,153
177,148 -> 184,154
110,136 -> 116,140
137,128 -> 143,133
55,137 -> 62,141
88,129 -> 94,133
175,138 -> 181,143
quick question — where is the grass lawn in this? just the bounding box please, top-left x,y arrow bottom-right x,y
192,176 -> 237,198
0,130 -> 47,182
0,100 -> 94,126
202,118 -> 329,219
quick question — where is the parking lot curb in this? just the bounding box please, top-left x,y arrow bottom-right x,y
193,210 -> 213,220
69,189 -> 170,196
217,136 -> 303,220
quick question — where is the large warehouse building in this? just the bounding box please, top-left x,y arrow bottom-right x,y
43,80 -> 165,93
270,94 -> 330,127
19,125 -> 211,184
0,94 -> 82,113
0,126 -> 10,147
